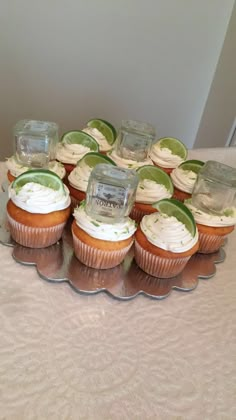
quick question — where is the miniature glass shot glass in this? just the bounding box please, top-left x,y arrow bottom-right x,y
86,163 -> 139,223
14,119 -> 59,168
192,160 -> 236,214
115,120 -> 155,162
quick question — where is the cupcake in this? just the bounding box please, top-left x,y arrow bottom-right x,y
67,152 -> 116,209
150,137 -> 187,174
82,118 -> 117,154
185,200 -> 235,253
71,164 -> 139,269
171,159 -> 205,202
6,155 -> 66,183
56,130 -> 99,174
130,165 -> 173,223
71,203 -> 136,269
134,199 -> 199,278
7,170 -> 71,248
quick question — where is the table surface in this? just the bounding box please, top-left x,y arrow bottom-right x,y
0,148 -> 236,420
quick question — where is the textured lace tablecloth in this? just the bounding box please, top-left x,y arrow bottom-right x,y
1,149 -> 236,420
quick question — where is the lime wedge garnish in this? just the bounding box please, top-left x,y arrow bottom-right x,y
61,130 -> 99,151
86,119 -> 116,145
12,169 -> 64,194
179,159 -> 204,174
99,119 -> 117,139
152,198 -> 196,237
137,165 -> 173,194
158,137 -> 187,159
77,152 -> 116,168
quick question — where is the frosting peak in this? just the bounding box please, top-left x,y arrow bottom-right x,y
185,200 -> 236,227
9,182 -> 71,214
150,143 -> 185,168
82,127 -> 112,152
140,212 -> 198,252
56,143 -> 91,164
73,205 -> 136,241
6,156 -> 66,179
68,161 -> 92,192
171,167 -> 197,193
136,179 -> 172,203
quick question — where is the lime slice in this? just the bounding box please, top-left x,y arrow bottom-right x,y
61,130 -> 99,151
137,165 -> 173,194
77,152 -> 116,168
86,119 -> 116,145
12,169 -> 64,194
179,159 -> 204,174
152,198 -> 196,236
158,137 -> 187,159
99,119 -> 117,139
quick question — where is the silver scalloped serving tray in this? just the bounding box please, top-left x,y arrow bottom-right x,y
0,190 -> 225,300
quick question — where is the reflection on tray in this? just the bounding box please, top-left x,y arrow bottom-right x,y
0,190 -> 226,300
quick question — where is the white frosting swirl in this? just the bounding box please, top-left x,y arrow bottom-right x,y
9,182 -> 71,214
82,127 -> 112,152
108,149 -> 154,169
6,156 -> 28,177
170,168 -> 197,193
6,156 -> 66,179
73,205 -> 136,241
136,179 -> 172,203
56,143 -> 91,164
150,143 -> 185,168
48,161 -> 66,179
68,161 -> 91,192
185,201 -> 236,227
140,212 -> 198,253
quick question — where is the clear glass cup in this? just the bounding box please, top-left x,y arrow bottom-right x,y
14,119 -> 59,168
115,119 -> 155,161
86,163 -> 139,223
192,160 -> 236,214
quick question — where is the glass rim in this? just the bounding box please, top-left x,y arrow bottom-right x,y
14,119 -> 59,135
198,160 -> 236,188
91,163 -> 138,178
120,119 -> 156,136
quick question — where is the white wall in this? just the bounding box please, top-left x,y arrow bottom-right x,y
194,1 -> 236,148
0,0 -> 234,159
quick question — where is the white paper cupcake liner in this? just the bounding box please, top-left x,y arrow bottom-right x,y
134,240 -> 191,278
7,213 -> 66,248
72,231 -> 133,269
70,196 -> 81,212
130,206 -> 148,223
198,231 -> 227,254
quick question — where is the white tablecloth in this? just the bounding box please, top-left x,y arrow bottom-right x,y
0,149 -> 236,420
